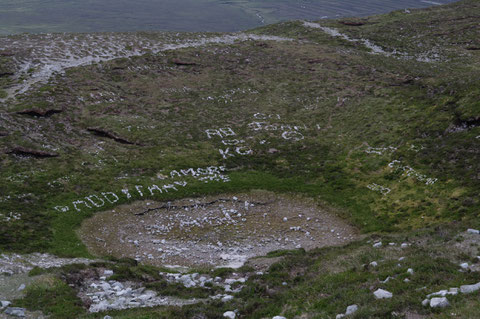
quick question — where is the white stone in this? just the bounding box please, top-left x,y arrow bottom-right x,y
373,242 -> 382,248
460,282 -> 480,294
336,315 -> 345,319
467,229 -> 479,234
430,297 -> 449,308
374,289 -> 392,299
422,299 -> 429,306
222,295 -> 234,302
272,316 -> 287,319
370,261 -> 378,267
104,270 -> 114,276
4,307 -> 26,317
345,304 -> 358,315
404,278 -> 410,283
460,263 -> 469,269
17,284 -> 26,291
401,243 -> 409,248
223,311 -> 236,319
0,301 -> 11,309
407,268 -> 414,275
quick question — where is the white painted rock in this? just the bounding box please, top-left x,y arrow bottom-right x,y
223,311 -> 236,319
373,242 -> 382,248
374,288 -> 393,299
460,282 -> 480,294
346,304 -> 358,315
272,316 -> 287,319
430,297 -> 449,308
370,261 -> 378,267
467,229 -> 480,234
460,263 -> 469,269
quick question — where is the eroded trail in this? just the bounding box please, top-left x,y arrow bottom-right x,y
79,191 -> 358,268
0,32 -> 292,100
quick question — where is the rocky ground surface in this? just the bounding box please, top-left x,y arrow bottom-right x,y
79,192 -> 358,268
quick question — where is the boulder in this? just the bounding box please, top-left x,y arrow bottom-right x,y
374,289 -> 392,299
460,282 -> 480,294
0,301 -> 11,309
4,307 -> 26,317
430,297 -> 449,308
223,311 -> 236,319
346,304 -> 358,315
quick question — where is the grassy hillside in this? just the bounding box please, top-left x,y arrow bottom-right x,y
1,0 -> 480,318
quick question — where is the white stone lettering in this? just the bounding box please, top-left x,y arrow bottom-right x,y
102,192 -> 119,204
162,184 -> 178,192
219,148 -> 235,159
148,184 -> 163,195
282,131 -> 304,141
135,185 -> 144,196
73,200 -> 92,212
86,195 -> 105,208
54,206 -> 69,213
121,188 -> 132,199
236,146 -> 253,155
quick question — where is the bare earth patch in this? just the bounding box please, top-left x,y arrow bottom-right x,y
79,191 -> 358,268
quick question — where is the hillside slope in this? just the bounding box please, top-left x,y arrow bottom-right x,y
0,0 -> 480,318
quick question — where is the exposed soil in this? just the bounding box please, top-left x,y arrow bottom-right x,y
79,191 -> 359,268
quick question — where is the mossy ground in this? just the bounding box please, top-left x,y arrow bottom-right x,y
1,0 -> 480,317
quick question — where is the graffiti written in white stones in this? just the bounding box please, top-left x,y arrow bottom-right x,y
205,127 -> 253,160
388,160 -> 437,185
365,146 -> 397,155
367,183 -> 391,195
247,117 -> 307,142
54,166 -> 229,213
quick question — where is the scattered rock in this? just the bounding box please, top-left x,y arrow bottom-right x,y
467,229 -> 479,234
374,288 -> 393,299
104,316 -> 112,319
401,243 -> 409,248
223,311 -> 236,319
370,261 -> 378,267
460,282 -> 480,294
4,307 -> 26,317
336,315 -> 345,319
272,316 -> 286,319
430,297 -> 449,308
460,263 -> 469,269
17,284 -> 26,291
346,304 -> 358,315
422,299 -> 429,306
373,242 -> 382,248
407,268 -> 414,275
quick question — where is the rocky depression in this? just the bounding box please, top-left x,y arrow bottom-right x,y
79,191 -> 357,268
